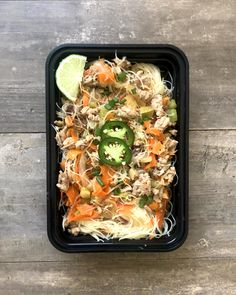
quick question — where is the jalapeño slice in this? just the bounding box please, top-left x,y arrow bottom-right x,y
100,120 -> 135,146
98,137 -> 132,166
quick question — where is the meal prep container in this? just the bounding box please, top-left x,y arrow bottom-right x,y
46,44 -> 189,252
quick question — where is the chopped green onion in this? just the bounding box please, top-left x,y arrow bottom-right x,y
104,98 -> 119,110
75,210 -> 81,215
120,99 -> 126,104
146,195 -> 153,204
96,176 -> 105,187
92,167 -> 101,176
104,103 -> 113,110
137,117 -> 144,124
139,198 -> 147,208
117,72 -> 127,82
131,88 -> 137,95
103,87 -> 111,96
142,115 -> 151,121
92,139 -> 100,145
113,188 -> 121,195
139,195 -> 153,208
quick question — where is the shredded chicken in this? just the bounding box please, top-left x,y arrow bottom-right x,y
158,166 -> 176,186
113,56 -> 131,69
151,94 -> 165,117
81,106 -> 100,122
55,126 -> 67,147
117,105 -> 139,118
136,88 -> 153,102
132,172 -> 152,197
75,134 -> 93,148
57,171 -> 70,192
154,116 -> 170,131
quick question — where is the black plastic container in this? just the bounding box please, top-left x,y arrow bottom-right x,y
46,44 -> 189,252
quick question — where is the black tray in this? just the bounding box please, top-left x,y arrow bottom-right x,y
46,44 -> 189,252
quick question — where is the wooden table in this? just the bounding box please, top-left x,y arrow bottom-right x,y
0,1 -> 235,294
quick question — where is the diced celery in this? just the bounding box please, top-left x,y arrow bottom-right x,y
89,101 -> 97,108
168,99 -> 177,109
167,109 -> 178,122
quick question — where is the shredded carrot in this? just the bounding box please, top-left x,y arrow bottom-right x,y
96,62 -> 115,86
106,111 -> 115,120
156,199 -> 168,229
156,209 -> 165,229
100,165 -> 114,186
67,203 -> 99,222
66,185 -> 79,206
89,143 -> 97,151
146,128 -> 165,141
124,177 -> 130,185
144,153 -> 157,170
151,141 -> 163,155
82,92 -> 89,107
67,128 -> 78,142
69,211 -> 99,221
66,149 -> 82,160
74,156 -> 80,174
65,115 -> 74,127
143,120 -> 151,129
148,201 -> 159,211
98,72 -> 115,85
93,179 -> 110,198
60,161 -> 65,171
162,96 -> 170,107
117,204 -> 134,214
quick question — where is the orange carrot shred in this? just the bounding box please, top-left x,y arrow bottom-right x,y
146,128 -> 165,141
144,153 -> 157,170
82,92 -> 89,107
143,120 -> 151,129
67,203 -> 99,222
66,185 -> 79,206
162,96 -> 170,107
148,201 -> 159,211
60,161 -> 66,171
66,149 -> 82,160
65,115 -> 74,127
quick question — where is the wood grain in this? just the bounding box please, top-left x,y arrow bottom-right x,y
1,259 -> 235,295
0,0 -> 236,132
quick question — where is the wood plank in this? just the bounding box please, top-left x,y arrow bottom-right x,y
0,0 -> 236,132
0,259 -> 235,295
0,130 -> 235,262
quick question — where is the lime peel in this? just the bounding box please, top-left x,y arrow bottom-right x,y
55,54 -> 87,102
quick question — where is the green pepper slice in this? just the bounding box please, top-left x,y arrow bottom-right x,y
100,120 -> 135,146
98,137 -> 132,166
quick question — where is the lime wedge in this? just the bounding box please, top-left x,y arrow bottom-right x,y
55,54 -> 87,102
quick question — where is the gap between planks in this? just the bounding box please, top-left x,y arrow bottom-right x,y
0,257 -> 235,265
0,128 -> 236,135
